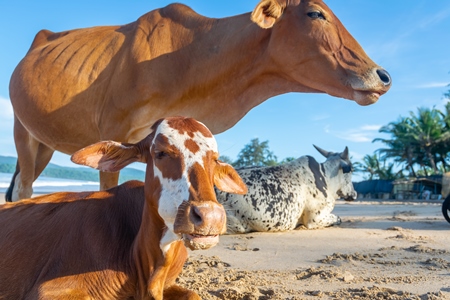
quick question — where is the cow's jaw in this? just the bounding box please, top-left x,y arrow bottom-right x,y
159,227 -> 219,252
182,234 -> 220,250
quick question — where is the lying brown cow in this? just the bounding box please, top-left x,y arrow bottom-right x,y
0,117 -> 247,299
7,0 -> 391,201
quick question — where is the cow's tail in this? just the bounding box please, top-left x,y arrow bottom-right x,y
5,164 -> 20,202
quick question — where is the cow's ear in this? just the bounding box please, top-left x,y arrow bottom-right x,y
340,146 -> 349,160
251,0 -> 284,29
71,141 -> 142,172
214,161 -> 248,195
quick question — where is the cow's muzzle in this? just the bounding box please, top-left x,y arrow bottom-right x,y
338,190 -> 357,201
174,200 -> 226,250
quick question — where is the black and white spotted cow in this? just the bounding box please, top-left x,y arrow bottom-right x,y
216,145 -> 357,233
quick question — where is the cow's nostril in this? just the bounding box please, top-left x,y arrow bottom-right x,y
190,206 -> 203,225
376,69 -> 391,86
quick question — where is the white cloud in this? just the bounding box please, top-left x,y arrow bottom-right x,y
0,96 -> 13,119
366,5 -> 450,62
333,124 -> 381,143
418,7 -> 450,29
349,150 -> 364,162
0,96 -> 16,156
415,82 -> 449,89
337,132 -> 371,143
311,113 -> 330,121
360,125 -> 382,131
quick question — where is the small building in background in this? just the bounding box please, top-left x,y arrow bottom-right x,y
392,176 -> 442,200
353,180 -> 393,200
354,175 -> 444,200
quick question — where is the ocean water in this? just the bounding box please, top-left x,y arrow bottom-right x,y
0,172 -> 99,194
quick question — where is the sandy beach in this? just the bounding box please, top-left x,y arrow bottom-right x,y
182,200 -> 450,299
2,195 -> 450,299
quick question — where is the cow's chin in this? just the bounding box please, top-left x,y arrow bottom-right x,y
182,234 -> 219,250
353,90 -> 380,106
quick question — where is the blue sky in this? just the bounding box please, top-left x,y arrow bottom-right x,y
1,1 -> 450,181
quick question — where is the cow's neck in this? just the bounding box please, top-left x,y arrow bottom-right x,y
180,14 -> 316,133
131,205 -> 168,297
135,11 -> 319,135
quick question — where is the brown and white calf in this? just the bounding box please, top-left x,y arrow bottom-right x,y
0,116 -> 247,300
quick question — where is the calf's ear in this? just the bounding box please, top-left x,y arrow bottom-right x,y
214,162 -> 248,195
251,0 -> 284,29
71,141 -> 142,172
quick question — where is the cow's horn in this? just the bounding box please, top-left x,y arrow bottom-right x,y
313,145 -> 330,158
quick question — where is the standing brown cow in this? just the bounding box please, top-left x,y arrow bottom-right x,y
7,0 -> 391,201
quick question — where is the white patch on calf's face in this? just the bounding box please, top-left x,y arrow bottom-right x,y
156,120 -> 218,166
155,167 -> 190,226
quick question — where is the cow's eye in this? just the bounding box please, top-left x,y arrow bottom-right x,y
307,11 -> 325,20
342,165 -> 352,174
155,151 -> 168,160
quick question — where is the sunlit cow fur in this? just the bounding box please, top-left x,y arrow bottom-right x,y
217,145 -> 356,233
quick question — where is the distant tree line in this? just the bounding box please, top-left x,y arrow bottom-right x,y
219,138 -> 295,169
0,163 -> 100,181
0,161 -> 144,183
43,168 -> 99,181
0,164 -> 15,174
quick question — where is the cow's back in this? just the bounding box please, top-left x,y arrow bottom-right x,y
9,22 -> 133,150
218,158 -> 316,233
0,181 -> 145,298
9,4 -> 213,151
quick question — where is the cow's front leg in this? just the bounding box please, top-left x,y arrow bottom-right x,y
304,211 -> 341,229
225,214 -> 252,234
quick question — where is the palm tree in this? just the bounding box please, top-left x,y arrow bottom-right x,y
407,107 -> 444,173
377,163 -> 404,180
357,154 -> 379,180
436,102 -> 450,171
356,153 -> 403,180
373,117 -> 417,177
374,106 -> 450,176
444,85 -> 450,100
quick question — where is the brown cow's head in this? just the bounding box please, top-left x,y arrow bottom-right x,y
251,0 -> 391,105
71,117 -> 247,251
